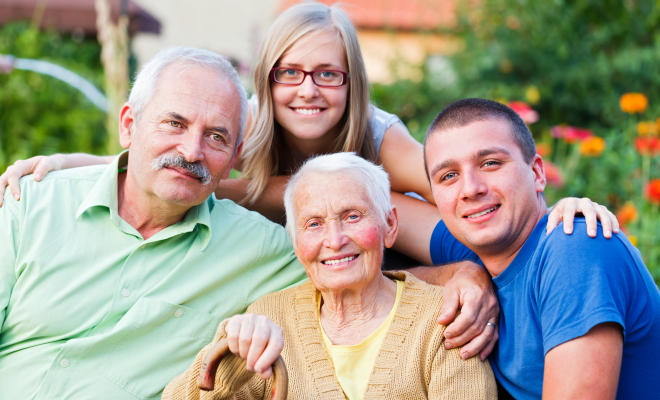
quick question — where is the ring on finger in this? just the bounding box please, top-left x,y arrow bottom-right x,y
486,322 -> 496,329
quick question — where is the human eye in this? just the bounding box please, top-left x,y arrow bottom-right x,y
345,211 -> 362,222
315,70 -> 342,85
440,171 -> 458,182
482,160 -> 502,169
275,68 -> 302,83
169,121 -> 181,128
210,133 -> 225,143
304,219 -> 322,229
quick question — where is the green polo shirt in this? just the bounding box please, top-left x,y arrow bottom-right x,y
0,152 -> 307,399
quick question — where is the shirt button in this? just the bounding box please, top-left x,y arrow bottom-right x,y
121,288 -> 130,297
60,359 -> 69,368
174,310 -> 183,318
140,244 -> 146,250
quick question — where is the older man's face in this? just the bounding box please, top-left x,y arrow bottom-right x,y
425,118 -> 546,263
119,64 -> 242,208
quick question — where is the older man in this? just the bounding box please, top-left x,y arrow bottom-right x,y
423,98 -> 660,399
0,47 -> 308,399
0,48 -> 496,399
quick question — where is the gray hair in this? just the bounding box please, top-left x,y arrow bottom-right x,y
284,152 -> 392,240
128,46 -> 248,145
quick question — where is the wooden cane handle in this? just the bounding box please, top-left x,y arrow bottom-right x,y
197,338 -> 288,400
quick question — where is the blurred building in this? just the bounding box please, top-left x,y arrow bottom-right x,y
279,0 -> 461,84
129,0 -> 459,86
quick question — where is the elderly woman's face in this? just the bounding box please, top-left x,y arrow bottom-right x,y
291,171 -> 398,292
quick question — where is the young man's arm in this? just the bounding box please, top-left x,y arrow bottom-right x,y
543,322 -> 623,399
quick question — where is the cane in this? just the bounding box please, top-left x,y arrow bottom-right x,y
197,338 -> 288,400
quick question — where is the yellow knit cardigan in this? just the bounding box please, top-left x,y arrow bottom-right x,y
162,271 -> 497,399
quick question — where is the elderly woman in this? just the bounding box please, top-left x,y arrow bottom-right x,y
163,153 -> 497,399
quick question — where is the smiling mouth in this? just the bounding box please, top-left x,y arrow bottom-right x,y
293,108 -> 322,115
466,205 -> 500,219
322,255 -> 358,265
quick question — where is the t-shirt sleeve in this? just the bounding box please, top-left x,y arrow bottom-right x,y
536,225 -> 636,354
429,220 -> 481,265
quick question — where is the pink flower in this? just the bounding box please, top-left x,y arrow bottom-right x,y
508,101 -> 539,124
551,125 -> 593,143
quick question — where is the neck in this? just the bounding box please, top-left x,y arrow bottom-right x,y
319,274 -> 396,345
281,128 -> 338,160
117,172 -> 190,240
479,197 -> 547,277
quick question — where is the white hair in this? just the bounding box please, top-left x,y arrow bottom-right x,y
284,152 -> 392,240
128,46 -> 248,145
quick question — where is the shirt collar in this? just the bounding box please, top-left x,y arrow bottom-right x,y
76,150 -> 213,249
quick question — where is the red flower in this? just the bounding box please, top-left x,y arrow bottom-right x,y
646,179 -> 660,205
551,125 -> 593,143
508,101 -> 539,124
543,160 -> 564,188
635,137 -> 660,156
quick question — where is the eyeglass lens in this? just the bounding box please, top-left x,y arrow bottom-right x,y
273,69 -> 344,86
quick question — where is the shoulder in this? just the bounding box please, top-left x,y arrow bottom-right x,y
370,105 -> 403,127
24,164 -> 107,187
430,220 -> 481,265
246,281 -> 315,316
539,219 -> 641,274
210,198 -> 288,236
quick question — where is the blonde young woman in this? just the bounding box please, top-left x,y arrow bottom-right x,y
0,2 -> 616,359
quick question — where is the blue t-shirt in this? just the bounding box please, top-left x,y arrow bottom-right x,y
430,216 -> 660,399
429,220 -> 481,265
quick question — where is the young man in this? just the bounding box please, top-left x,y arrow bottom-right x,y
423,98 -> 660,399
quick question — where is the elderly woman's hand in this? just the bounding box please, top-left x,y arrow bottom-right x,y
436,261 -> 499,361
224,314 -> 284,380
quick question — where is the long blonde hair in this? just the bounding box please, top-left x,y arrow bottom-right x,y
240,2 -> 375,205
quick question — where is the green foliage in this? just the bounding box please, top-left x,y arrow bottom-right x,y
372,0 -> 660,283
0,22 -> 107,171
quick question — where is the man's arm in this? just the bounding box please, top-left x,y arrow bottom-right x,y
543,322 -> 623,399
407,261 -> 499,360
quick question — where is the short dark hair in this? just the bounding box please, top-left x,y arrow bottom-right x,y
424,98 -> 537,169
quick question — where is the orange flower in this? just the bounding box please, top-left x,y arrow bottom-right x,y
616,202 -> 638,226
628,234 -> 639,247
579,136 -> 606,157
647,179 -> 660,205
536,142 -> 552,157
634,137 -> 660,156
543,160 -> 564,188
508,101 -> 539,124
637,121 -> 658,136
619,93 -> 648,114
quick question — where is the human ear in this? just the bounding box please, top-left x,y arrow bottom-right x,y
118,103 -> 135,149
531,154 -> 547,193
383,206 -> 399,249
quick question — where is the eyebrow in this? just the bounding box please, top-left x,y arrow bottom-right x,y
166,112 -> 230,136
429,147 -> 512,178
277,62 -> 341,70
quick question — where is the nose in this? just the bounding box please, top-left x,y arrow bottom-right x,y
323,220 -> 349,250
460,170 -> 488,199
297,74 -> 319,100
178,131 -> 205,162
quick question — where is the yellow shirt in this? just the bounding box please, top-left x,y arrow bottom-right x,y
319,280 -> 404,400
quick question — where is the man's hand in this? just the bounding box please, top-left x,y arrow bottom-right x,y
408,261 -> 499,360
224,314 -> 284,380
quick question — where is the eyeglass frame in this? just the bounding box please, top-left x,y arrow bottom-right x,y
269,67 -> 350,87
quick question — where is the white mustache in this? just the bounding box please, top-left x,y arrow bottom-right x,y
151,154 -> 212,185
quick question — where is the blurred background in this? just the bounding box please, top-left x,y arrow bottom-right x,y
0,0 -> 658,283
